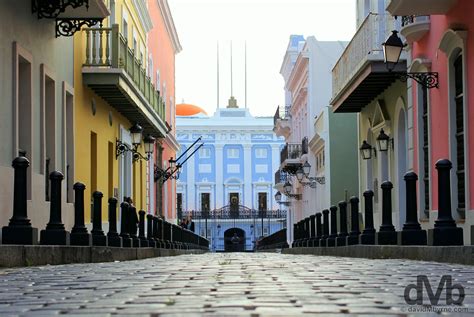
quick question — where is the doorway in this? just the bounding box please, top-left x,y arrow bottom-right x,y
224,228 -> 245,252
229,192 -> 239,217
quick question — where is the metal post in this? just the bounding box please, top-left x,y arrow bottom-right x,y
147,214 -> 156,247
91,191 -> 106,246
347,196 -> 360,245
321,209 -> 330,247
70,182 -> 90,246
360,190 -> 375,244
398,172 -> 427,245
40,171 -> 69,245
336,201 -> 348,247
119,202 -> 132,247
107,197 -> 121,247
327,205 -> 338,247
428,159 -> 463,245
376,181 -> 397,245
2,156 -> 38,244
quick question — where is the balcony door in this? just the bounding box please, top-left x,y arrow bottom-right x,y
119,126 -> 133,208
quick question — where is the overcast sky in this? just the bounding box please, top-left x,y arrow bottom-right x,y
169,0 -> 356,117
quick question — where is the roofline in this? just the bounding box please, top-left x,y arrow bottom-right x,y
157,0 -> 182,54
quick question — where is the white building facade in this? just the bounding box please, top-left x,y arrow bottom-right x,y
176,101 -> 285,251
275,35 -> 359,245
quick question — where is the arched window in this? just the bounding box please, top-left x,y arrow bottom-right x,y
439,29 -> 467,218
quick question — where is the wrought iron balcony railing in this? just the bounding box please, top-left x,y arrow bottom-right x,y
182,208 -> 287,220
280,143 -> 302,165
274,169 -> 288,185
332,13 -> 401,99
82,24 -> 165,121
401,15 -> 430,26
273,105 -> 291,126
301,137 -> 309,155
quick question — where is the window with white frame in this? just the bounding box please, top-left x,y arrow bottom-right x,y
453,54 -> 465,214
156,70 -> 161,92
255,148 -> 267,158
148,55 -> 153,78
199,147 -> 211,158
227,148 -> 239,158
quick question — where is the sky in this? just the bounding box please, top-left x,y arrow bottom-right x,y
169,0 -> 356,117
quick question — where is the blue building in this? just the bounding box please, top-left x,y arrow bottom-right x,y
176,98 -> 285,251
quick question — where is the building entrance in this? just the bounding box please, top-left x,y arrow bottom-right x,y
224,228 -> 245,252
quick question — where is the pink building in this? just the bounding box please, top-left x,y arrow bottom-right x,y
388,0 -> 474,244
147,0 -> 181,221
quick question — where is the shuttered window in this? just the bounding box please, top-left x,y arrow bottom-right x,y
454,54 -> 465,213
421,86 -> 430,214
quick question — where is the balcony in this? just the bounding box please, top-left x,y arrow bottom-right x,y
387,0 -> 458,15
274,169 -> 288,187
273,106 -> 291,138
82,24 -> 167,137
400,15 -> 430,43
331,13 -> 407,113
280,143 -> 302,174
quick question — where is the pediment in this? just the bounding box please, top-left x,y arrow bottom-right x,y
371,99 -> 390,129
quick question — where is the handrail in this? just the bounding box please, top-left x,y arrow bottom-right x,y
82,24 -> 165,121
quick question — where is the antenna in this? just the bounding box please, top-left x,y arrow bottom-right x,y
230,40 -> 233,97
245,41 -> 247,109
217,41 -> 219,110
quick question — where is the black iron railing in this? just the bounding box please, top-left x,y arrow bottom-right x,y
182,206 -> 286,220
275,169 -> 288,185
280,143 -> 302,164
273,106 -> 291,126
302,137 -> 309,155
401,15 -> 429,27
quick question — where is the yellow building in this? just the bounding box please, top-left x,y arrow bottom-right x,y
73,0 -> 168,224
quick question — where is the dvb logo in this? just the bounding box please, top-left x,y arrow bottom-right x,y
404,275 -> 465,305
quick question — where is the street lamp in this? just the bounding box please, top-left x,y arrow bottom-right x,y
143,134 -> 155,156
295,161 -> 325,186
382,30 -> 439,89
360,140 -> 376,160
129,122 -> 143,146
382,30 -> 405,72
302,161 -> 311,177
116,122 -> 152,161
376,129 -> 392,152
284,181 -> 292,195
275,191 -> 282,203
296,167 -> 304,182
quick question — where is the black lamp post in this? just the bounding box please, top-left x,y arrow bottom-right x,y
382,30 -> 439,89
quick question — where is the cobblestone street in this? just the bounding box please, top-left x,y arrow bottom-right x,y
0,253 -> 473,316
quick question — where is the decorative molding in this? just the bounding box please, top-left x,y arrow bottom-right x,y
438,29 -> 467,55
157,0 -> 182,53
132,0 -> 153,33
55,18 -> 102,37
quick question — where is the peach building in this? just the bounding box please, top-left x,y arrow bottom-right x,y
147,0 -> 181,221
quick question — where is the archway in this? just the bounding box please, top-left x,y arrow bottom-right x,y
224,228 -> 246,252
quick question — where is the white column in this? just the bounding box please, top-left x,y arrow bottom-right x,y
215,144 -> 224,208
243,144 -> 252,207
